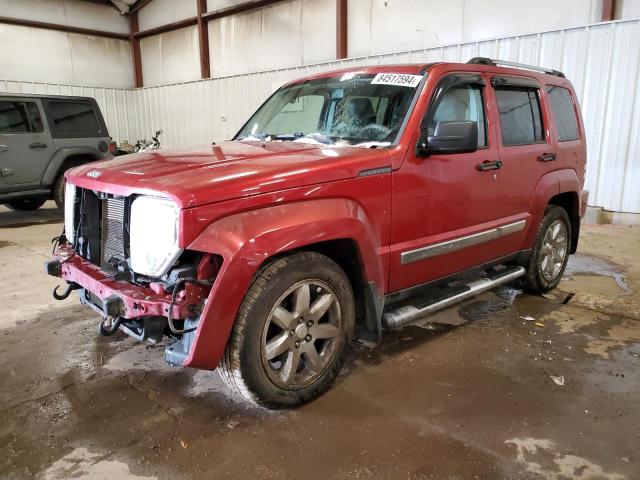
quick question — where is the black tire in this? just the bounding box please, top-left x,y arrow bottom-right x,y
53,174 -> 66,210
521,205 -> 572,293
219,251 -> 355,408
4,198 -> 47,211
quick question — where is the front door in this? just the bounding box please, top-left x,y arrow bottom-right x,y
389,73 -> 523,293
0,98 -> 53,189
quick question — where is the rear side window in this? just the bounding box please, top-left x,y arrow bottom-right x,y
48,101 -> 101,136
546,86 -> 579,141
0,101 -> 44,134
495,88 -> 544,146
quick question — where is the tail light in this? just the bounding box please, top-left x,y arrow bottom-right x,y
109,141 -> 117,156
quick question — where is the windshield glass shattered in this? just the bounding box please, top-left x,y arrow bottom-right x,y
235,72 -> 424,148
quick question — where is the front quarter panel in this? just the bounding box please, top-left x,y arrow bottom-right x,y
184,198 -> 386,369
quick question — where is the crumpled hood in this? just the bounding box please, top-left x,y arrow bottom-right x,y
67,141 -> 392,208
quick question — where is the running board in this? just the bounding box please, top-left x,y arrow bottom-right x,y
381,266 -> 526,330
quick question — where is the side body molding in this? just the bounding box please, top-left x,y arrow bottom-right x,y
184,198 -> 386,370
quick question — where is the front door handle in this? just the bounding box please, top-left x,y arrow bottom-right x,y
0,144 -> 8,153
538,152 -> 557,162
29,142 -> 48,149
477,160 -> 502,171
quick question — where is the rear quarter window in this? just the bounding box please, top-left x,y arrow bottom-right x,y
545,86 -> 580,141
47,101 -> 102,137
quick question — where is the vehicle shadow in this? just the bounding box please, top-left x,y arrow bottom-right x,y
0,200 -> 63,228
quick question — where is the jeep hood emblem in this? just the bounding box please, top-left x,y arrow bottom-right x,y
87,170 -> 101,179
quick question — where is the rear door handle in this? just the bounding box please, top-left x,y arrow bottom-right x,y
538,152 -> 557,162
0,145 -> 8,153
29,142 -> 48,149
477,160 -> 502,171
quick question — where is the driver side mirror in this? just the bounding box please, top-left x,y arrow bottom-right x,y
416,121 -> 478,157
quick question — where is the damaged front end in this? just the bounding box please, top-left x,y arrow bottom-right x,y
47,183 -> 220,366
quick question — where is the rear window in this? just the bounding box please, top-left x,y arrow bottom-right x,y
48,101 -> 101,136
0,101 -> 44,134
546,86 -> 579,141
495,88 -> 544,146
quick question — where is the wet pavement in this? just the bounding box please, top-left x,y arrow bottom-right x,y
1,204 -> 639,479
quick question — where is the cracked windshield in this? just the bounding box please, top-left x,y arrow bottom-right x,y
236,72 -> 423,148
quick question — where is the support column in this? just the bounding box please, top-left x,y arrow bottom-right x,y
197,0 -> 211,79
130,11 -> 143,88
601,0 -> 616,21
336,0 -> 348,59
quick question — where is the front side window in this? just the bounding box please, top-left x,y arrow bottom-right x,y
49,101 -> 100,135
0,101 -> 43,134
236,73 -> 422,147
428,84 -> 487,147
546,86 -> 579,141
495,88 -> 544,146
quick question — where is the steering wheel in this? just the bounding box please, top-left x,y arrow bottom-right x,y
359,123 -> 391,141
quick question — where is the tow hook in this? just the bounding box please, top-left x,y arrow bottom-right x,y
99,316 -> 122,336
52,283 -> 79,300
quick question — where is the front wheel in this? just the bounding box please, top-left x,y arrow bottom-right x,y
4,198 -> 47,211
521,205 -> 572,293
219,252 -> 355,408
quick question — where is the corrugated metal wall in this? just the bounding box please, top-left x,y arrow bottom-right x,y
2,19 -> 639,213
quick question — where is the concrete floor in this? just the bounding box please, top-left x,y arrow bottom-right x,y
1,201 -> 639,480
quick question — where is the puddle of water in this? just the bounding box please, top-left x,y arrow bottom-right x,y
584,319 -> 640,359
506,437 -> 625,480
41,448 -> 157,480
565,253 -> 631,293
541,307 -> 607,334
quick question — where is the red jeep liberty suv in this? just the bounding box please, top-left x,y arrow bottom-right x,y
48,58 -> 588,408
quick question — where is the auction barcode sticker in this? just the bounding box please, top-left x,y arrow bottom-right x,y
371,73 -> 423,88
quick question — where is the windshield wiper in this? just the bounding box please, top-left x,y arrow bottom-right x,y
352,141 -> 392,149
238,132 -> 336,145
296,133 -> 334,145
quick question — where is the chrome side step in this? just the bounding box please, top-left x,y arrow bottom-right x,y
382,266 -> 526,330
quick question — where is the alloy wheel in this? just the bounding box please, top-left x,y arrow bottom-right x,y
540,219 -> 568,282
260,279 -> 342,390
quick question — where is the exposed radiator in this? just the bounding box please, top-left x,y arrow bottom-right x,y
100,197 -> 126,269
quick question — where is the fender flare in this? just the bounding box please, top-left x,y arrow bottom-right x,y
525,170 -> 560,247
525,168 -> 580,247
556,169 -> 581,205
184,198 -> 385,370
41,146 -> 101,186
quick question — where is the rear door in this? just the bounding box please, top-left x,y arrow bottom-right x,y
0,98 -> 53,187
488,75 -> 553,222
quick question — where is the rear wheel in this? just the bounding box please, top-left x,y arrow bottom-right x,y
521,205 -> 572,293
219,251 -> 355,408
4,198 -> 47,211
53,174 -> 66,209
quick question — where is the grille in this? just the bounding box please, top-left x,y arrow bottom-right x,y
100,197 -> 126,269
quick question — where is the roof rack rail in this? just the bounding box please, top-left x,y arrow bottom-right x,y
467,57 -> 565,78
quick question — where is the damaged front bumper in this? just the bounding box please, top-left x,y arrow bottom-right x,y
47,244 -> 207,366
